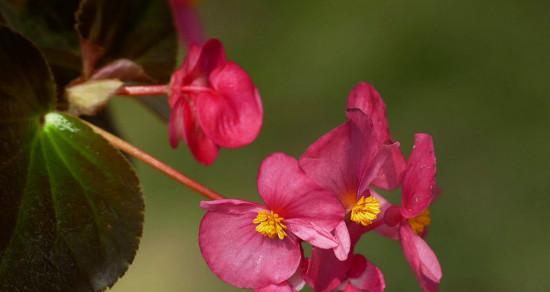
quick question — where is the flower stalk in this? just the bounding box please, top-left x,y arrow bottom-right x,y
85,121 -> 224,200
117,85 -> 169,96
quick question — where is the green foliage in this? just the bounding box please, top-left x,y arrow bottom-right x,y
0,26 -> 144,291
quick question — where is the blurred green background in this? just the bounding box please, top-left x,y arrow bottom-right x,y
110,0 -> 550,291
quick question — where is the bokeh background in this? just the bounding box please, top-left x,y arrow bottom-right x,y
111,0 -> 550,291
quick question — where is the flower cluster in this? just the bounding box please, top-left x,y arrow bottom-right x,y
198,82 -> 442,291
168,39 -> 263,165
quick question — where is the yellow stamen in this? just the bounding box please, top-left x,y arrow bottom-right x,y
408,209 -> 431,235
253,210 -> 288,240
350,196 -> 381,226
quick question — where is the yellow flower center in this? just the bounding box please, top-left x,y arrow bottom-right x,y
350,196 -> 381,226
408,209 -> 431,234
253,210 -> 288,240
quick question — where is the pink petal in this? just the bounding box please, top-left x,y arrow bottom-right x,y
180,45 -> 201,79
170,98 -> 219,165
371,142 -> 407,190
299,110 -> 379,204
174,39 -> 226,94
356,141 -> 395,196
200,199 -> 262,215
168,0 -> 204,47
342,284 -> 360,292
400,224 -> 442,291
346,82 -> 391,143
197,62 -> 263,147
348,255 -> 386,292
347,254 -> 367,278
401,134 -> 438,219
195,39 -> 226,80
306,247 -> 350,292
376,195 -> 401,240
199,211 -> 301,289
286,218 -> 338,249
346,82 -> 406,190
168,99 -> 186,148
257,153 -> 344,230
333,220 -> 351,261
168,67 -> 187,107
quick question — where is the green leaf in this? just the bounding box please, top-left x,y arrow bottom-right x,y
0,0 -> 83,79
0,26 -> 144,291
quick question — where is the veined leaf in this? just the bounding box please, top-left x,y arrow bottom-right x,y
0,26 -> 144,291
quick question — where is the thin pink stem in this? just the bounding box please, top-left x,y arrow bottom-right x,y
117,85 -> 169,96
84,121 -> 224,200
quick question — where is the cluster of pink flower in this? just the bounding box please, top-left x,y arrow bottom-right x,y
170,40 -> 442,291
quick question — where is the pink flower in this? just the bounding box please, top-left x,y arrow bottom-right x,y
168,39 -> 263,165
305,223 -> 385,292
382,134 -> 442,292
299,82 -> 406,260
199,153 -> 344,289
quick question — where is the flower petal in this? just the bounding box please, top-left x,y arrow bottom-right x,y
170,98 -> 219,165
400,224 -> 442,291
300,110 -> 379,203
348,255 -> 386,292
371,142 -> 407,190
401,134 -> 438,219
180,44 -> 201,80
306,247 -> 350,292
356,141 -> 395,196
187,39 -> 226,81
258,153 -> 344,230
200,199 -> 262,215
286,218 -> 338,249
199,211 -> 301,288
197,62 -> 263,148
346,82 -> 406,190
333,220 -> 351,261
168,99 -> 186,148
346,82 -> 391,143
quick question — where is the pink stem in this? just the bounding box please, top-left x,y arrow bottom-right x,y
84,121 -> 224,200
117,85 -> 169,96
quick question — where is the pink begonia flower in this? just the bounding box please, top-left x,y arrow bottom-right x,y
168,0 -> 204,47
300,82 -> 406,260
305,223 -> 385,292
199,153 -> 344,289
382,134 -> 442,292
168,39 -> 263,165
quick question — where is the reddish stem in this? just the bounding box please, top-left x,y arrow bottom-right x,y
364,220 -> 384,233
117,85 -> 169,96
85,121 -> 224,200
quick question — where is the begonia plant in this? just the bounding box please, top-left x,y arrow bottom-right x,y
0,1 -> 443,291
